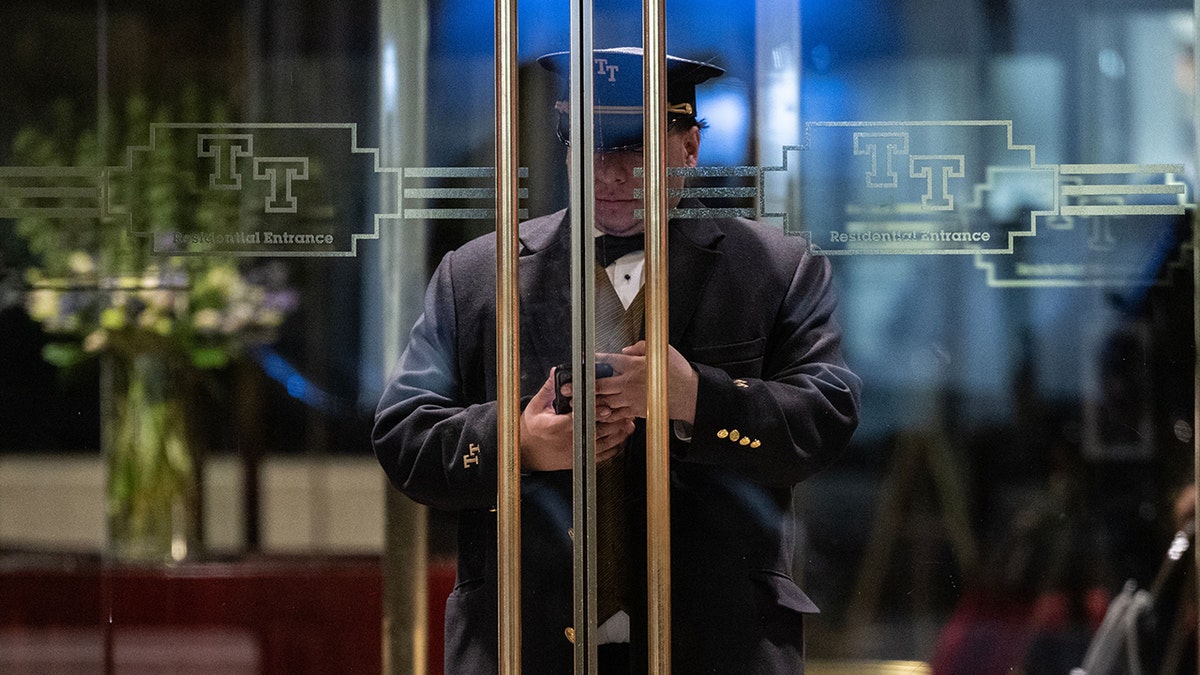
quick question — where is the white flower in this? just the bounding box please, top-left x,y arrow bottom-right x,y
141,268 -> 162,289
83,330 -> 108,352
193,308 -> 222,333
68,252 -> 96,276
138,308 -> 160,330
146,289 -> 177,312
204,266 -> 240,296
26,289 -> 60,322
222,303 -> 255,334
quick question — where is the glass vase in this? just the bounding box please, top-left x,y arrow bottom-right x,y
102,352 -> 204,563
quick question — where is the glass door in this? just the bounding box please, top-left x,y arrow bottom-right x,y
0,1 -> 1194,674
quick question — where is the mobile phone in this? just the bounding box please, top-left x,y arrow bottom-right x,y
552,362 -> 616,414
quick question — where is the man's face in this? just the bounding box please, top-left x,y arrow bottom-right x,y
592,126 -> 701,236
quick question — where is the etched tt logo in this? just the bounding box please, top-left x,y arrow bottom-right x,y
198,134 -> 254,190
196,134 -> 310,215
253,157 -> 310,214
853,132 -> 909,188
594,58 -> 619,82
852,132 -> 965,210
910,155 -> 965,211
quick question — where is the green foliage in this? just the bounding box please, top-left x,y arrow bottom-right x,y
8,88 -> 297,369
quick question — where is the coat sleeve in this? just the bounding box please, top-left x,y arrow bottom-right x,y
372,252 -> 500,511
679,250 -> 862,488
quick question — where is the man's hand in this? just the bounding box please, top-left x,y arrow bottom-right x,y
593,341 -> 699,425
520,369 -> 635,472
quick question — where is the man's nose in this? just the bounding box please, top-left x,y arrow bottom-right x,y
594,153 -> 629,183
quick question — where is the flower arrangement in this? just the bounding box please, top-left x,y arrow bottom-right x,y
11,90 -> 297,370
7,89 -> 298,561
24,256 -> 297,371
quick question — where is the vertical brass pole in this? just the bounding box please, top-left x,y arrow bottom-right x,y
642,3 -> 671,674
569,0 -> 600,672
495,0 -> 521,672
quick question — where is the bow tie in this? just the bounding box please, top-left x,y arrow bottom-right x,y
595,233 -> 644,267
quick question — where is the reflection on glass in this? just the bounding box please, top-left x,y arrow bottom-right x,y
373,34 -> 862,671
799,3 -> 1197,675
0,1 -> 1195,675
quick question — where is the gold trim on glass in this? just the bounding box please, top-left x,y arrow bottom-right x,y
643,2 -> 671,673
494,0 -> 521,672
807,660 -> 933,675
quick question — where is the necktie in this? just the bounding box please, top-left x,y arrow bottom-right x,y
595,233 -> 644,267
594,265 -> 644,622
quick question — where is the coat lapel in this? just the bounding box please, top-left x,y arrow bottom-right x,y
667,213 -> 724,344
518,212 -> 572,376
